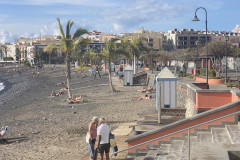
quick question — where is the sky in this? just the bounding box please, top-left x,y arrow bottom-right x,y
0,0 -> 239,43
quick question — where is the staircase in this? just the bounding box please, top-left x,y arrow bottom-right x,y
126,122 -> 240,160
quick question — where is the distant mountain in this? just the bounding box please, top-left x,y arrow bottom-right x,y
0,30 -> 38,44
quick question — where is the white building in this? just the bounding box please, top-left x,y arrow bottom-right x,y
0,44 -> 17,61
83,30 -> 104,42
165,28 -> 211,49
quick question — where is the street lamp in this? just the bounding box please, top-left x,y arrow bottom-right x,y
225,35 -> 229,83
192,7 -> 209,88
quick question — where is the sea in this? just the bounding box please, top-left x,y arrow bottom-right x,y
0,81 -> 5,92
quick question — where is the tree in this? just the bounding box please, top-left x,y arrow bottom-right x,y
44,43 -> 59,64
127,36 -> 148,74
15,48 -> 21,62
103,39 -> 130,92
57,18 -> 88,98
209,41 -> 234,76
83,48 -> 102,66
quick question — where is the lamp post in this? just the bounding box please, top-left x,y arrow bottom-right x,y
225,35 -> 229,83
192,7 -> 209,88
194,40 -> 199,78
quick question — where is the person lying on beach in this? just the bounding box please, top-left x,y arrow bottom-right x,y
57,81 -> 66,85
49,90 -> 64,97
132,94 -> 152,100
141,86 -> 153,93
50,90 -> 57,97
67,95 -> 84,103
0,126 -> 8,137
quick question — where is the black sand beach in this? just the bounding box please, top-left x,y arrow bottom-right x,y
0,65 -> 155,159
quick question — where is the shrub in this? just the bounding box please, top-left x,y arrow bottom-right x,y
3,57 -> 14,61
22,59 -> 31,67
209,70 -> 216,78
200,68 -> 216,78
145,64 -> 149,67
200,68 -> 206,76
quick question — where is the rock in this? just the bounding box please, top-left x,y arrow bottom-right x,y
73,112 -> 77,114
42,117 -> 47,120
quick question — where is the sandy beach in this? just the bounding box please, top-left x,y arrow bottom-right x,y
0,65 -> 155,160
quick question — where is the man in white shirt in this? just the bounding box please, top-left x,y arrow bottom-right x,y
97,117 -> 111,160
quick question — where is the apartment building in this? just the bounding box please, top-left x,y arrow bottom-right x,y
0,43 -> 17,61
165,28 -> 211,49
101,34 -> 116,42
16,35 -> 62,64
211,31 -> 240,47
122,27 -> 166,52
83,30 -> 103,42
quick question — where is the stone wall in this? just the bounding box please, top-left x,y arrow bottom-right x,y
133,72 -> 147,85
177,82 -> 188,109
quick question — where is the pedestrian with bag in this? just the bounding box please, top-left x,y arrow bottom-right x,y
88,117 -> 98,160
96,117 -> 111,160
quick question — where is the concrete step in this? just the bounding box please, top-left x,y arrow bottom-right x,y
212,128 -> 231,143
156,144 -> 171,160
197,131 -> 212,143
166,140 -> 184,160
180,136 -> 197,160
226,124 -> 240,144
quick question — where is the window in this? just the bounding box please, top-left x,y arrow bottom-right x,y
184,37 -> 188,40
190,37 -> 195,40
178,37 -> 183,40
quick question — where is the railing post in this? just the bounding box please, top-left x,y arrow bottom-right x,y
188,129 -> 191,160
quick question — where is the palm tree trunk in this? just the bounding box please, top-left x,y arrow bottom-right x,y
108,62 -> 116,92
133,54 -> 136,74
49,53 -> 51,64
66,52 -> 72,98
174,60 -> 178,76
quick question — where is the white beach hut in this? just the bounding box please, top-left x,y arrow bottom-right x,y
123,65 -> 133,86
156,67 -> 177,110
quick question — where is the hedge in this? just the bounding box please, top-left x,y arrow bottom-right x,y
3,57 -> 14,61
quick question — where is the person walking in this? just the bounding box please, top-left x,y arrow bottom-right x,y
94,65 -> 101,79
88,117 -> 98,160
96,117 -> 111,160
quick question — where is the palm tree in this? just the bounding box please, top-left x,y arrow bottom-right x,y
128,36 -> 148,74
84,48 -> 102,66
44,43 -> 59,64
103,39 -> 130,92
57,18 -> 88,98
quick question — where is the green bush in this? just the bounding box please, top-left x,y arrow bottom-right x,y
145,64 -> 149,67
209,70 -> 216,78
22,59 -> 31,67
186,73 -> 193,78
200,68 -> 206,76
200,68 -> 216,78
3,57 -> 14,61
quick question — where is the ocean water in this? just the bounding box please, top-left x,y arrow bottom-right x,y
0,82 -> 5,92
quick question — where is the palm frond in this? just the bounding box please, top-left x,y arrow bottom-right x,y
56,18 -> 65,39
73,28 -> 88,40
66,20 -> 72,39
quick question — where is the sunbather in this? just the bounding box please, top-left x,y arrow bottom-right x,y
132,94 -> 152,100
50,90 -> 56,97
141,86 -> 153,93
